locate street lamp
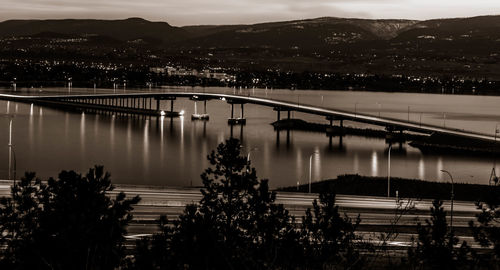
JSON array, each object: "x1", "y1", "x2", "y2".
[
  {"x1": 67, "y1": 77, "x2": 72, "y2": 92},
  {"x1": 6, "y1": 117, "x2": 16, "y2": 183},
  {"x1": 491, "y1": 124, "x2": 500, "y2": 185},
  {"x1": 10, "y1": 147, "x2": 16, "y2": 184},
  {"x1": 495, "y1": 124, "x2": 500, "y2": 142},
  {"x1": 387, "y1": 144, "x2": 392, "y2": 197},
  {"x1": 440, "y1": 169, "x2": 455, "y2": 234},
  {"x1": 309, "y1": 150, "x2": 319, "y2": 193}
]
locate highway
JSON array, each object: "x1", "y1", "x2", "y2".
[
  {"x1": 0, "y1": 181, "x2": 482, "y2": 248},
  {"x1": 0, "y1": 91, "x2": 497, "y2": 143}
]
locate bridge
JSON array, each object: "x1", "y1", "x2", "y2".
[{"x1": 0, "y1": 91, "x2": 497, "y2": 143}]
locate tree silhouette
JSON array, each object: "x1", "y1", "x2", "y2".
[
  {"x1": 408, "y1": 199, "x2": 474, "y2": 270},
  {"x1": 0, "y1": 166, "x2": 140, "y2": 270},
  {"x1": 172, "y1": 138, "x2": 299, "y2": 269},
  {"x1": 126, "y1": 215, "x2": 174, "y2": 270},
  {"x1": 127, "y1": 138, "x2": 299, "y2": 269},
  {"x1": 469, "y1": 186, "x2": 500, "y2": 266},
  {"x1": 300, "y1": 192, "x2": 365, "y2": 269},
  {"x1": 126, "y1": 139, "x2": 369, "y2": 269}
]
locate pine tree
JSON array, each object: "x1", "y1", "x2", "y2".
[{"x1": 0, "y1": 166, "x2": 140, "y2": 270}]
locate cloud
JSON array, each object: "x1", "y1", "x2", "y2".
[{"x1": 0, "y1": 0, "x2": 499, "y2": 25}]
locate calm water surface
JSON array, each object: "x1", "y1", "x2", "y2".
[{"x1": 0, "y1": 86, "x2": 499, "y2": 187}]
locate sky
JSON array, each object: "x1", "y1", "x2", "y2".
[{"x1": 1, "y1": 0, "x2": 500, "y2": 26}]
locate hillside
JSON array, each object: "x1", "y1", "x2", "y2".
[
  {"x1": 2, "y1": 15, "x2": 500, "y2": 78},
  {"x1": 0, "y1": 17, "x2": 189, "y2": 44}
]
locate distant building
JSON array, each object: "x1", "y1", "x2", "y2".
[
  {"x1": 149, "y1": 67, "x2": 166, "y2": 74},
  {"x1": 151, "y1": 66, "x2": 235, "y2": 82}
]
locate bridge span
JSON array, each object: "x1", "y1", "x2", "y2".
[{"x1": 0, "y1": 92, "x2": 496, "y2": 143}]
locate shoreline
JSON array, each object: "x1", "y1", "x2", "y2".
[
  {"x1": 279, "y1": 174, "x2": 499, "y2": 202},
  {"x1": 272, "y1": 118, "x2": 500, "y2": 156}
]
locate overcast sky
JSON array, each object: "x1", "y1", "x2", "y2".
[{"x1": 1, "y1": 0, "x2": 500, "y2": 26}]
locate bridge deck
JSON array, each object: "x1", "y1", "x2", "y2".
[{"x1": 0, "y1": 92, "x2": 496, "y2": 142}]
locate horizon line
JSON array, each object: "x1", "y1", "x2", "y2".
[{"x1": 1, "y1": 13, "x2": 499, "y2": 27}]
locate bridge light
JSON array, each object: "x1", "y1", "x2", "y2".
[
  {"x1": 160, "y1": 110, "x2": 166, "y2": 116},
  {"x1": 179, "y1": 110, "x2": 185, "y2": 116}
]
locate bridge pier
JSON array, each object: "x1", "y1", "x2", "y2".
[
  {"x1": 191, "y1": 97, "x2": 210, "y2": 120},
  {"x1": 325, "y1": 116, "x2": 346, "y2": 150},
  {"x1": 273, "y1": 107, "x2": 288, "y2": 122},
  {"x1": 154, "y1": 97, "x2": 183, "y2": 117},
  {"x1": 326, "y1": 116, "x2": 344, "y2": 135},
  {"x1": 228, "y1": 100, "x2": 246, "y2": 125}
]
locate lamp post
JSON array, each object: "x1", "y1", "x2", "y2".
[
  {"x1": 10, "y1": 147, "x2": 16, "y2": 184},
  {"x1": 8, "y1": 117, "x2": 12, "y2": 180},
  {"x1": 67, "y1": 77, "x2": 72, "y2": 92},
  {"x1": 6, "y1": 117, "x2": 16, "y2": 183},
  {"x1": 387, "y1": 144, "x2": 392, "y2": 197},
  {"x1": 440, "y1": 169, "x2": 455, "y2": 234},
  {"x1": 495, "y1": 124, "x2": 500, "y2": 142},
  {"x1": 491, "y1": 124, "x2": 500, "y2": 185},
  {"x1": 309, "y1": 150, "x2": 319, "y2": 193}
]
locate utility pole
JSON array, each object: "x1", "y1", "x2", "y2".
[
  {"x1": 8, "y1": 118, "x2": 12, "y2": 180},
  {"x1": 440, "y1": 170, "x2": 455, "y2": 235},
  {"x1": 387, "y1": 144, "x2": 392, "y2": 197}
]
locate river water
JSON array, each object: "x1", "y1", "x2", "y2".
[{"x1": 0, "y1": 86, "x2": 499, "y2": 187}]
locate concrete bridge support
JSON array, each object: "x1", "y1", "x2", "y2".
[
  {"x1": 192, "y1": 98, "x2": 209, "y2": 120},
  {"x1": 153, "y1": 96, "x2": 182, "y2": 117},
  {"x1": 49, "y1": 96, "x2": 165, "y2": 117},
  {"x1": 228, "y1": 101, "x2": 246, "y2": 125}
]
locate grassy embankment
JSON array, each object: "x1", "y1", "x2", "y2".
[{"x1": 279, "y1": 174, "x2": 499, "y2": 202}]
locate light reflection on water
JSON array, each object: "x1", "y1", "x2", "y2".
[
  {"x1": 0, "y1": 87, "x2": 499, "y2": 187},
  {"x1": 418, "y1": 157, "x2": 425, "y2": 180},
  {"x1": 371, "y1": 151, "x2": 378, "y2": 177},
  {"x1": 437, "y1": 157, "x2": 444, "y2": 181}
]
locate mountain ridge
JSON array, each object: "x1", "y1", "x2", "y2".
[{"x1": 2, "y1": 15, "x2": 500, "y2": 44}]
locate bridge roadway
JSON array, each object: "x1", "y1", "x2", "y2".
[{"x1": 0, "y1": 91, "x2": 496, "y2": 143}]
